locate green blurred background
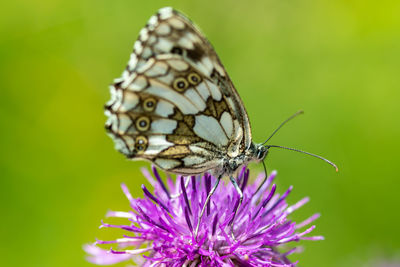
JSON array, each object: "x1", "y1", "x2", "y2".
[{"x1": 1, "y1": 0, "x2": 399, "y2": 266}]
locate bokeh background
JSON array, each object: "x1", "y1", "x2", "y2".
[{"x1": 1, "y1": 0, "x2": 400, "y2": 266}]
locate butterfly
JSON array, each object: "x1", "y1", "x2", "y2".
[
  {"x1": 104, "y1": 7, "x2": 337, "y2": 235},
  {"x1": 105, "y1": 7, "x2": 263, "y2": 176}
]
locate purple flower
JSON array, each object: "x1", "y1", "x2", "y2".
[{"x1": 84, "y1": 166, "x2": 323, "y2": 266}]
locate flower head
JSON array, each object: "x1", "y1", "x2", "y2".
[{"x1": 85, "y1": 166, "x2": 323, "y2": 266}]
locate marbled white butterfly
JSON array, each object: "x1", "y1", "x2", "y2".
[{"x1": 105, "y1": 7, "x2": 337, "y2": 235}]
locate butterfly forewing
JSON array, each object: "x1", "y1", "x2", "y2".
[{"x1": 105, "y1": 7, "x2": 252, "y2": 174}]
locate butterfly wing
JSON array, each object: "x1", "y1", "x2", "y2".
[{"x1": 105, "y1": 7, "x2": 252, "y2": 174}]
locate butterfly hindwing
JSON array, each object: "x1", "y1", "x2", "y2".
[{"x1": 105, "y1": 7, "x2": 251, "y2": 174}]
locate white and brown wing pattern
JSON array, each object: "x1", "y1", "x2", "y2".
[{"x1": 105, "y1": 7, "x2": 252, "y2": 175}]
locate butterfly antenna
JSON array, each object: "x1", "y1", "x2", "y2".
[
  {"x1": 265, "y1": 145, "x2": 338, "y2": 172},
  {"x1": 262, "y1": 110, "x2": 304, "y2": 145}
]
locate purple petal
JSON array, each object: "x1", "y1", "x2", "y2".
[
  {"x1": 152, "y1": 165, "x2": 170, "y2": 198},
  {"x1": 181, "y1": 176, "x2": 192, "y2": 215},
  {"x1": 141, "y1": 184, "x2": 170, "y2": 213}
]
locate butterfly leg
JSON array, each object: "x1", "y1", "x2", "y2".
[
  {"x1": 194, "y1": 175, "x2": 222, "y2": 238},
  {"x1": 229, "y1": 175, "x2": 243, "y2": 239},
  {"x1": 253, "y1": 161, "x2": 268, "y2": 196}
]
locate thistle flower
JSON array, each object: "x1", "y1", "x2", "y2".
[{"x1": 84, "y1": 166, "x2": 323, "y2": 266}]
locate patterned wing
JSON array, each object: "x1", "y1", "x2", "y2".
[{"x1": 105, "y1": 7, "x2": 252, "y2": 175}]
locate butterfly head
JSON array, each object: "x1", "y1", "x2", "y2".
[{"x1": 250, "y1": 143, "x2": 269, "y2": 163}]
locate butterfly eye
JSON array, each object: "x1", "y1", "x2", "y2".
[
  {"x1": 173, "y1": 77, "x2": 189, "y2": 92},
  {"x1": 135, "y1": 135, "x2": 148, "y2": 153},
  {"x1": 143, "y1": 98, "x2": 157, "y2": 112},
  {"x1": 187, "y1": 72, "x2": 202, "y2": 85},
  {"x1": 136, "y1": 116, "x2": 151, "y2": 131}
]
